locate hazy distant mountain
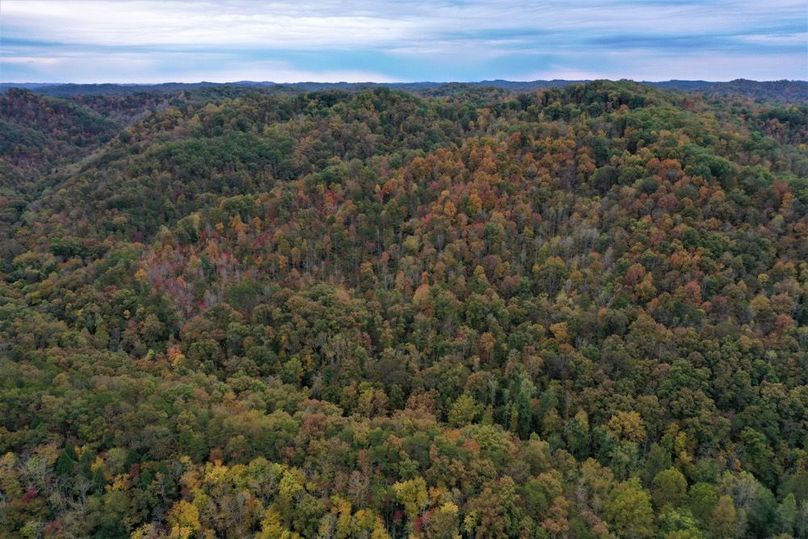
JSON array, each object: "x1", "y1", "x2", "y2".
[{"x1": 2, "y1": 78, "x2": 806, "y2": 101}]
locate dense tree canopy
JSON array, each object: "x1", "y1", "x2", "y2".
[{"x1": 1, "y1": 81, "x2": 807, "y2": 538}]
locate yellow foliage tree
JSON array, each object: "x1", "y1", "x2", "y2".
[{"x1": 167, "y1": 500, "x2": 202, "y2": 539}]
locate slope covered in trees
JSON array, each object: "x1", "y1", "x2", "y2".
[{"x1": 1, "y1": 81, "x2": 807, "y2": 538}]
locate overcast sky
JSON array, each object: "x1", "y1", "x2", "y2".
[{"x1": 1, "y1": 0, "x2": 806, "y2": 83}]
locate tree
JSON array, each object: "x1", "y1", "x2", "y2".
[
  {"x1": 564, "y1": 409, "x2": 590, "y2": 458},
  {"x1": 426, "y1": 502, "x2": 460, "y2": 539},
  {"x1": 653, "y1": 468, "x2": 688, "y2": 509},
  {"x1": 687, "y1": 482, "x2": 717, "y2": 524},
  {"x1": 448, "y1": 394, "x2": 482, "y2": 427},
  {"x1": 167, "y1": 500, "x2": 202, "y2": 539},
  {"x1": 604, "y1": 478, "x2": 655, "y2": 538},
  {"x1": 393, "y1": 477, "x2": 428, "y2": 524},
  {"x1": 607, "y1": 411, "x2": 647, "y2": 444},
  {"x1": 709, "y1": 496, "x2": 738, "y2": 539},
  {"x1": 466, "y1": 477, "x2": 523, "y2": 538},
  {"x1": 775, "y1": 493, "x2": 797, "y2": 536}
]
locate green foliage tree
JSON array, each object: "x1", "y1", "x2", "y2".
[{"x1": 604, "y1": 478, "x2": 655, "y2": 538}]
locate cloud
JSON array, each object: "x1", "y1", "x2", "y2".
[
  {"x1": 516, "y1": 50, "x2": 808, "y2": 82},
  {"x1": 2, "y1": 1, "x2": 417, "y2": 49},
  {"x1": 1, "y1": 0, "x2": 805, "y2": 82}
]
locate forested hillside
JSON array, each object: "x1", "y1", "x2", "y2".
[{"x1": 1, "y1": 81, "x2": 807, "y2": 538}]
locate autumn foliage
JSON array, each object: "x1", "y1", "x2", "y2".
[{"x1": 1, "y1": 81, "x2": 807, "y2": 537}]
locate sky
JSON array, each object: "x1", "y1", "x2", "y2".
[{"x1": 1, "y1": 0, "x2": 806, "y2": 83}]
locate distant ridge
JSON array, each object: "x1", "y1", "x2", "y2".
[{"x1": 1, "y1": 79, "x2": 806, "y2": 101}]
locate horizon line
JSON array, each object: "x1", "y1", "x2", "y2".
[{"x1": 3, "y1": 78, "x2": 807, "y2": 86}]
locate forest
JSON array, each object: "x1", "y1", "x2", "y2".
[{"x1": 1, "y1": 80, "x2": 807, "y2": 538}]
